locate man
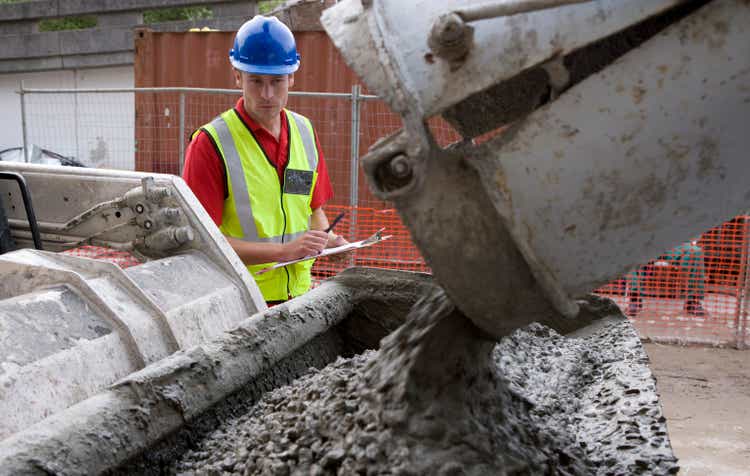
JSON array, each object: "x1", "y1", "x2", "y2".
[
  {"x1": 183, "y1": 15, "x2": 346, "y2": 304},
  {"x1": 626, "y1": 241, "x2": 707, "y2": 317}
]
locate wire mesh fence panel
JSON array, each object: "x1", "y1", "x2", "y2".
[
  {"x1": 18, "y1": 87, "x2": 750, "y2": 347},
  {"x1": 23, "y1": 91, "x2": 136, "y2": 169},
  {"x1": 312, "y1": 204, "x2": 430, "y2": 283},
  {"x1": 596, "y1": 215, "x2": 750, "y2": 347},
  {"x1": 138, "y1": 90, "x2": 254, "y2": 174},
  {"x1": 356, "y1": 98, "x2": 403, "y2": 209},
  {"x1": 427, "y1": 115, "x2": 463, "y2": 148},
  {"x1": 135, "y1": 91, "x2": 184, "y2": 174},
  {"x1": 287, "y1": 94, "x2": 353, "y2": 207}
]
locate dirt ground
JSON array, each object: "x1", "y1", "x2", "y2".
[{"x1": 644, "y1": 342, "x2": 750, "y2": 475}]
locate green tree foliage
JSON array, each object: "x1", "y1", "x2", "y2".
[
  {"x1": 39, "y1": 16, "x2": 97, "y2": 32},
  {"x1": 143, "y1": 6, "x2": 212, "y2": 24},
  {"x1": 258, "y1": 1, "x2": 286, "y2": 14}
]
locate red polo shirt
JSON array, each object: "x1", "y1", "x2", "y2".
[{"x1": 182, "y1": 98, "x2": 334, "y2": 226}]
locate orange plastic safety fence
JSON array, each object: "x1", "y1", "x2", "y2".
[
  {"x1": 57, "y1": 213, "x2": 749, "y2": 348},
  {"x1": 595, "y1": 215, "x2": 750, "y2": 347},
  {"x1": 113, "y1": 90, "x2": 750, "y2": 347},
  {"x1": 61, "y1": 245, "x2": 142, "y2": 269},
  {"x1": 312, "y1": 205, "x2": 430, "y2": 283}
]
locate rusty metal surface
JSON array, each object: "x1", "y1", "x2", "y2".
[{"x1": 134, "y1": 30, "x2": 236, "y2": 89}]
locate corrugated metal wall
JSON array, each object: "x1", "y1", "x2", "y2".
[{"x1": 134, "y1": 29, "x2": 357, "y2": 90}]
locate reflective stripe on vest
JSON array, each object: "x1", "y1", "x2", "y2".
[
  {"x1": 210, "y1": 116, "x2": 259, "y2": 242},
  {"x1": 288, "y1": 110, "x2": 319, "y2": 171},
  {"x1": 209, "y1": 111, "x2": 317, "y2": 244}
]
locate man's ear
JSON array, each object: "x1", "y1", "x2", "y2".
[
  {"x1": 233, "y1": 69, "x2": 242, "y2": 88},
  {"x1": 288, "y1": 73, "x2": 295, "y2": 88}
]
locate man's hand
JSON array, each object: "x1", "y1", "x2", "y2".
[
  {"x1": 282, "y1": 230, "x2": 329, "y2": 261},
  {"x1": 327, "y1": 233, "x2": 348, "y2": 248},
  {"x1": 326, "y1": 233, "x2": 351, "y2": 263}
]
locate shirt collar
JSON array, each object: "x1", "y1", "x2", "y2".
[{"x1": 234, "y1": 97, "x2": 285, "y2": 134}]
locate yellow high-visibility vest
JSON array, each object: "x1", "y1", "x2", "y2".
[{"x1": 197, "y1": 108, "x2": 319, "y2": 301}]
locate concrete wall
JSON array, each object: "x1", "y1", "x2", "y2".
[
  {"x1": 0, "y1": 0, "x2": 261, "y2": 169},
  {"x1": 0, "y1": 66, "x2": 135, "y2": 169},
  {"x1": 0, "y1": 0, "x2": 257, "y2": 73}
]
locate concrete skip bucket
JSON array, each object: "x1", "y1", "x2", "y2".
[{"x1": 1, "y1": 0, "x2": 750, "y2": 474}]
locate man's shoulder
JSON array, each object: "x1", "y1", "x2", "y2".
[
  {"x1": 190, "y1": 127, "x2": 213, "y2": 145},
  {"x1": 187, "y1": 128, "x2": 222, "y2": 162},
  {"x1": 191, "y1": 105, "x2": 241, "y2": 133}
]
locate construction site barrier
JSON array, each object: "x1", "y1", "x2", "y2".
[
  {"x1": 595, "y1": 216, "x2": 750, "y2": 348},
  {"x1": 16, "y1": 86, "x2": 749, "y2": 348}
]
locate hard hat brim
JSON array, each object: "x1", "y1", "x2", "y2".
[{"x1": 231, "y1": 58, "x2": 300, "y2": 75}]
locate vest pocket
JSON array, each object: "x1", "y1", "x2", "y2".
[{"x1": 283, "y1": 169, "x2": 314, "y2": 195}]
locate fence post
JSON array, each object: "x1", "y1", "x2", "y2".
[
  {"x1": 74, "y1": 84, "x2": 79, "y2": 163},
  {"x1": 19, "y1": 81, "x2": 29, "y2": 162},
  {"x1": 741, "y1": 296, "x2": 749, "y2": 350},
  {"x1": 178, "y1": 91, "x2": 186, "y2": 175},
  {"x1": 736, "y1": 219, "x2": 750, "y2": 349},
  {"x1": 349, "y1": 84, "x2": 361, "y2": 243}
]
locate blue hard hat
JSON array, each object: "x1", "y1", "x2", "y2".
[{"x1": 229, "y1": 16, "x2": 300, "y2": 75}]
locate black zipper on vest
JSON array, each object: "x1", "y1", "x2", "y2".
[
  {"x1": 234, "y1": 109, "x2": 292, "y2": 298},
  {"x1": 280, "y1": 120, "x2": 292, "y2": 298}
]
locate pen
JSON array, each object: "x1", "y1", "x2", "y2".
[{"x1": 324, "y1": 212, "x2": 345, "y2": 233}]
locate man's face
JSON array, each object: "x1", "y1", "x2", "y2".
[{"x1": 235, "y1": 70, "x2": 294, "y2": 124}]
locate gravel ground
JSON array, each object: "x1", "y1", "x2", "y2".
[{"x1": 645, "y1": 343, "x2": 750, "y2": 475}]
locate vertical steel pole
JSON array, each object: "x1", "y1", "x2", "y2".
[
  {"x1": 19, "y1": 81, "x2": 29, "y2": 162},
  {"x1": 73, "y1": 71, "x2": 80, "y2": 163},
  {"x1": 347, "y1": 85, "x2": 362, "y2": 268},
  {"x1": 736, "y1": 219, "x2": 750, "y2": 349},
  {"x1": 349, "y1": 85, "x2": 361, "y2": 243},
  {"x1": 178, "y1": 91, "x2": 186, "y2": 175}
]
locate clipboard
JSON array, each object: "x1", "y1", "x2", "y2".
[{"x1": 255, "y1": 228, "x2": 392, "y2": 275}]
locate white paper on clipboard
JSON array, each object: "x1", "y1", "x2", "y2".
[{"x1": 254, "y1": 228, "x2": 392, "y2": 275}]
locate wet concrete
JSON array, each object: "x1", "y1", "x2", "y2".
[
  {"x1": 171, "y1": 292, "x2": 677, "y2": 475},
  {"x1": 118, "y1": 331, "x2": 357, "y2": 474}
]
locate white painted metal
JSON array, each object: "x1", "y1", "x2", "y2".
[
  {"x1": 455, "y1": 0, "x2": 591, "y2": 21},
  {"x1": 474, "y1": 0, "x2": 750, "y2": 297},
  {"x1": 0, "y1": 249, "x2": 259, "y2": 439},
  {"x1": 322, "y1": 0, "x2": 684, "y2": 119},
  {"x1": 0, "y1": 162, "x2": 267, "y2": 438},
  {"x1": 324, "y1": 0, "x2": 750, "y2": 338},
  {"x1": 0, "y1": 161, "x2": 266, "y2": 311}
]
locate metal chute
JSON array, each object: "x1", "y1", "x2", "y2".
[{"x1": 322, "y1": 0, "x2": 750, "y2": 337}]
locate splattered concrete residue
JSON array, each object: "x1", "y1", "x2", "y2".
[{"x1": 172, "y1": 291, "x2": 677, "y2": 475}]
